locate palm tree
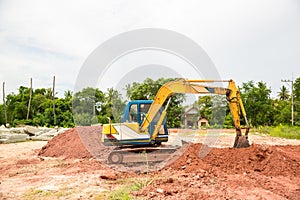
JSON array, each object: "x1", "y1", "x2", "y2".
[
  {"x1": 278, "y1": 85, "x2": 289, "y2": 101},
  {"x1": 64, "y1": 90, "x2": 73, "y2": 100}
]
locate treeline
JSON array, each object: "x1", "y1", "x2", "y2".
[
  {"x1": 0, "y1": 87, "x2": 74, "y2": 127},
  {"x1": 198, "y1": 79, "x2": 300, "y2": 128},
  {"x1": 0, "y1": 77, "x2": 299, "y2": 128}
]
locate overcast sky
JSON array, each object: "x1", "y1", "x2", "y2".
[{"x1": 0, "y1": 0, "x2": 299, "y2": 99}]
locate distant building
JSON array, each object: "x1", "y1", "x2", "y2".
[
  {"x1": 183, "y1": 106, "x2": 209, "y2": 128},
  {"x1": 198, "y1": 117, "x2": 209, "y2": 127}
]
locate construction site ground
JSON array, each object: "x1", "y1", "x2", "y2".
[{"x1": 0, "y1": 126, "x2": 300, "y2": 199}]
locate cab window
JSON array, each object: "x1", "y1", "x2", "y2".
[
  {"x1": 140, "y1": 104, "x2": 151, "y2": 114},
  {"x1": 129, "y1": 104, "x2": 138, "y2": 122}
]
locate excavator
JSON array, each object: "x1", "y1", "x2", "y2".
[{"x1": 102, "y1": 79, "x2": 250, "y2": 164}]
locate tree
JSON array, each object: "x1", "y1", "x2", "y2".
[
  {"x1": 197, "y1": 95, "x2": 230, "y2": 128},
  {"x1": 0, "y1": 85, "x2": 76, "y2": 127},
  {"x1": 293, "y1": 77, "x2": 300, "y2": 125},
  {"x1": 54, "y1": 97, "x2": 74, "y2": 127},
  {"x1": 126, "y1": 78, "x2": 177, "y2": 100},
  {"x1": 210, "y1": 95, "x2": 227, "y2": 127},
  {"x1": 278, "y1": 85, "x2": 289, "y2": 101},
  {"x1": 240, "y1": 81, "x2": 274, "y2": 126},
  {"x1": 97, "y1": 88, "x2": 125, "y2": 124},
  {"x1": 72, "y1": 87, "x2": 105, "y2": 126},
  {"x1": 31, "y1": 91, "x2": 51, "y2": 126},
  {"x1": 0, "y1": 104, "x2": 5, "y2": 125},
  {"x1": 126, "y1": 78, "x2": 185, "y2": 128},
  {"x1": 293, "y1": 77, "x2": 300, "y2": 100},
  {"x1": 72, "y1": 87, "x2": 126, "y2": 125},
  {"x1": 273, "y1": 99, "x2": 291, "y2": 125},
  {"x1": 197, "y1": 96, "x2": 212, "y2": 119},
  {"x1": 6, "y1": 86, "x2": 31, "y2": 124}
]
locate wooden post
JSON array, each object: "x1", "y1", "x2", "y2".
[
  {"x1": 26, "y1": 78, "x2": 33, "y2": 120},
  {"x1": 52, "y1": 76, "x2": 56, "y2": 125},
  {"x1": 2, "y1": 82, "x2": 8, "y2": 125}
]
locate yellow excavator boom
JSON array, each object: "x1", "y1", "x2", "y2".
[{"x1": 140, "y1": 79, "x2": 250, "y2": 148}]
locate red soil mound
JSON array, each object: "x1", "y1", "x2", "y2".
[
  {"x1": 138, "y1": 144, "x2": 300, "y2": 199},
  {"x1": 38, "y1": 126, "x2": 102, "y2": 159},
  {"x1": 39, "y1": 126, "x2": 300, "y2": 178},
  {"x1": 168, "y1": 143, "x2": 300, "y2": 177}
]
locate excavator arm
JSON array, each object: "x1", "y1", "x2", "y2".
[
  {"x1": 140, "y1": 79, "x2": 250, "y2": 148},
  {"x1": 226, "y1": 80, "x2": 250, "y2": 147}
]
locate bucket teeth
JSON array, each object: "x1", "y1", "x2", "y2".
[{"x1": 234, "y1": 135, "x2": 250, "y2": 148}]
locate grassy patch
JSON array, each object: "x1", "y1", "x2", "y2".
[
  {"x1": 256, "y1": 125, "x2": 300, "y2": 139},
  {"x1": 23, "y1": 188, "x2": 71, "y2": 200},
  {"x1": 96, "y1": 177, "x2": 155, "y2": 200}
]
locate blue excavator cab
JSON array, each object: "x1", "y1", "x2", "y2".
[{"x1": 121, "y1": 100, "x2": 169, "y2": 138}]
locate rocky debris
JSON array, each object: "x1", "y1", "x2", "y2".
[
  {"x1": 99, "y1": 171, "x2": 117, "y2": 180},
  {"x1": 31, "y1": 128, "x2": 69, "y2": 141},
  {"x1": 0, "y1": 125, "x2": 10, "y2": 133},
  {"x1": 23, "y1": 126, "x2": 40, "y2": 136},
  {"x1": 0, "y1": 133, "x2": 28, "y2": 143},
  {"x1": 0, "y1": 125, "x2": 69, "y2": 143},
  {"x1": 156, "y1": 188, "x2": 164, "y2": 194}
]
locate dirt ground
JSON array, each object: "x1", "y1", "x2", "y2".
[{"x1": 0, "y1": 126, "x2": 300, "y2": 199}]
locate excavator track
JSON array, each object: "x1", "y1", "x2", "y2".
[{"x1": 108, "y1": 146, "x2": 178, "y2": 165}]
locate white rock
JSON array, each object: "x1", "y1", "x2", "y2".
[
  {"x1": 156, "y1": 188, "x2": 164, "y2": 194},
  {"x1": 10, "y1": 127, "x2": 25, "y2": 134},
  {"x1": 33, "y1": 131, "x2": 44, "y2": 136},
  {"x1": 24, "y1": 126, "x2": 40, "y2": 135},
  {"x1": 31, "y1": 135, "x2": 52, "y2": 141},
  {"x1": 0, "y1": 134, "x2": 27, "y2": 143},
  {"x1": 56, "y1": 128, "x2": 69, "y2": 135},
  {"x1": 0, "y1": 138, "x2": 9, "y2": 143},
  {"x1": 43, "y1": 129, "x2": 59, "y2": 137},
  {"x1": 0, "y1": 128, "x2": 10, "y2": 134}
]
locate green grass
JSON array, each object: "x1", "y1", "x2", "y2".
[
  {"x1": 23, "y1": 188, "x2": 70, "y2": 200},
  {"x1": 96, "y1": 177, "x2": 155, "y2": 200},
  {"x1": 256, "y1": 125, "x2": 300, "y2": 139}
]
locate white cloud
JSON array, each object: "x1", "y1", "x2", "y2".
[{"x1": 0, "y1": 0, "x2": 299, "y2": 99}]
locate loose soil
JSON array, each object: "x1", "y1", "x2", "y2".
[
  {"x1": 1, "y1": 126, "x2": 300, "y2": 199},
  {"x1": 38, "y1": 126, "x2": 99, "y2": 159}
]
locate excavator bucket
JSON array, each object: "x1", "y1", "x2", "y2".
[
  {"x1": 233, "y1": 135, "x2": 250, "y2": 148},
  {"x1": 233, "y1": 127, "x2": 250, "y2": 148}
]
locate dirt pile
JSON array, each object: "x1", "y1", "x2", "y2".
[
  {"x1": 168, "y1": 143, "x2": 300, "y2": 177},
  {"x1": 37, "y1": 126, "x2": 300, "y2": 199},
  {"x1": 138, "y1": 143, "x2": 300, "y2": 200},
  {"x1": 38, "y1": 126, "x2": 102, "y2": 159},
  {"x1": 39, "y1": 126, "x2": 300, "y2": 178}
]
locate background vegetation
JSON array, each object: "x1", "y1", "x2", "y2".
[{"x1": 0, "y1": 77, "x2": 299, "y2": 131}]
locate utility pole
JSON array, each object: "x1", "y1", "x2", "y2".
[
  {"x1": 52, "y1": 76, "x2": 56, "y2": 125},
  {"x1": 2, "y1": 82, "x2": 7, "y2": 125},
  {"x1": 281, "y1": 75, "x2": 294, "y2": 126},
  {"x1": 26, "y1": 78, "x2": 33, "y2": 120}
]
